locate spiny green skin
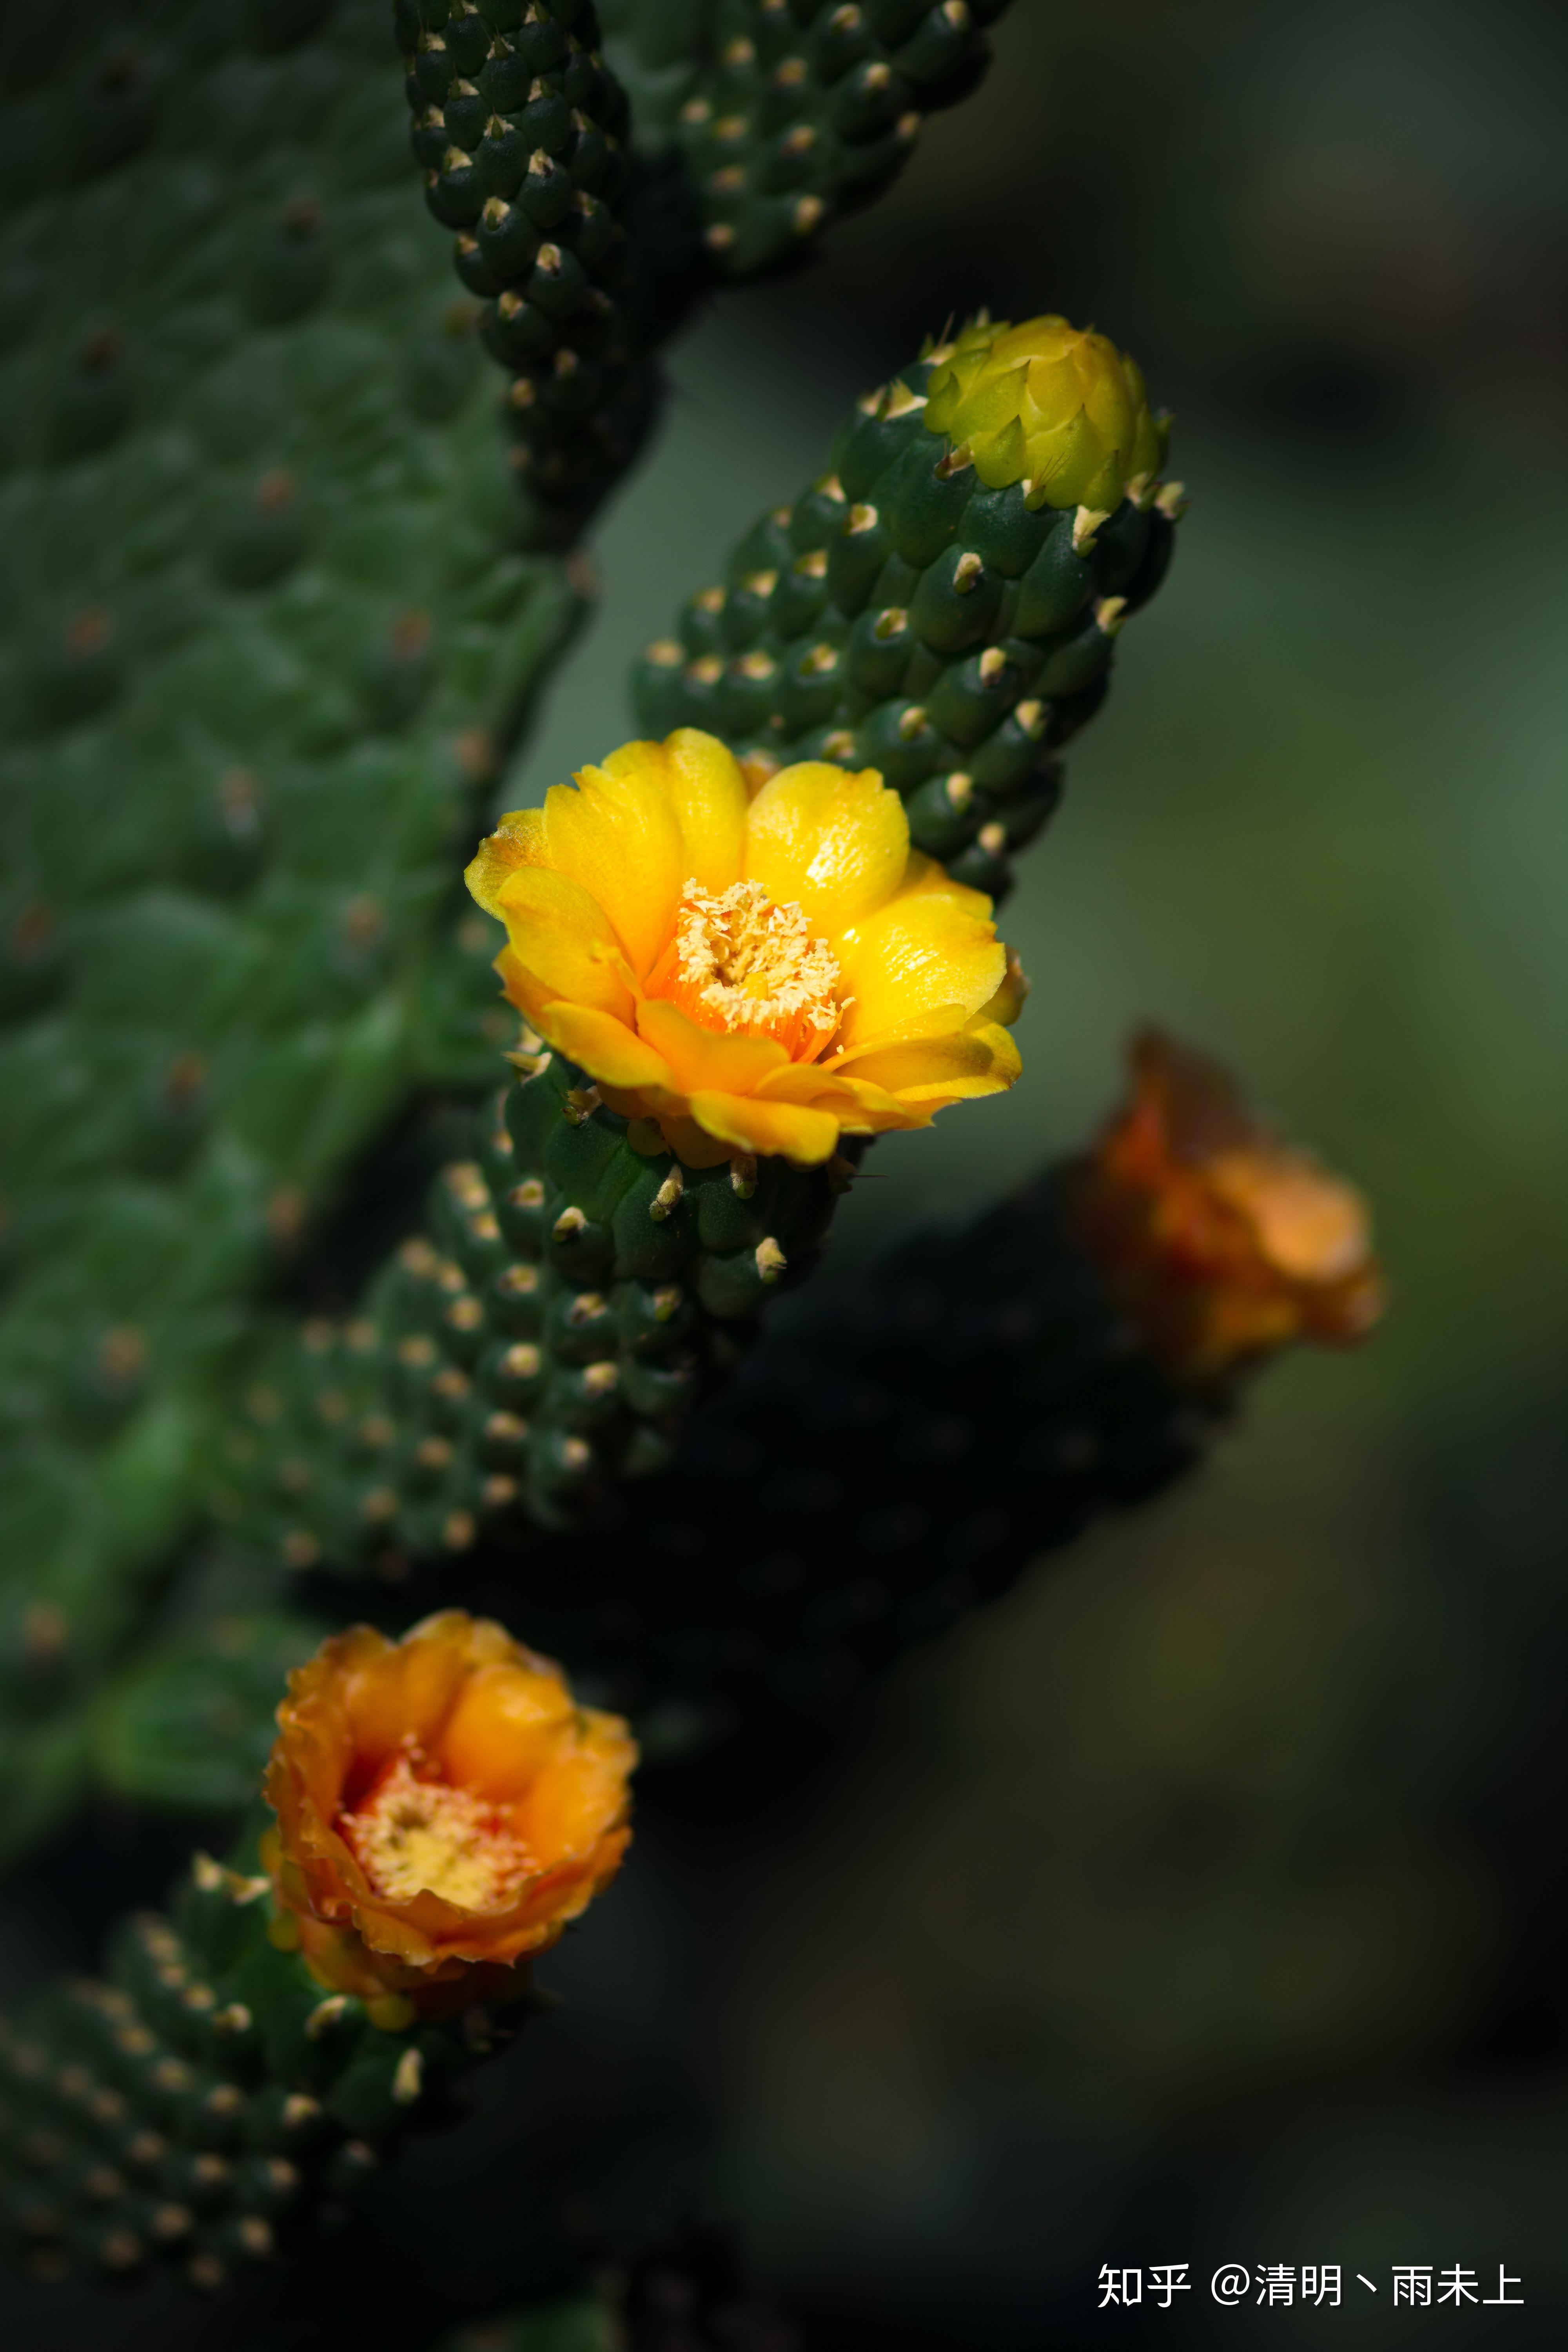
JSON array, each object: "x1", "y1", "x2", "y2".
[
  {"x1": 464, "y1": 1163, "x2": 1223, "y2": 1730},
  {"x1": 93, "y1": 1612, "x2": 331, "y2": 1814},
  {"x1": 0, "y1": 1833, "x2": 517, "y2": 2290},
  {"x1": 0, "y1": 0, "x2": 592, "y2": 1859},
  {"x1": 398, "y1": 0, "x2": 659, "y2": 527},
  {"x1": 216, "y1": 1048, "x2": 848, "y2": 1553},
  {"x1": 599, "y1": 0, "x2": 1011, "y2": 278},
  {"x1": 675, "y1": 0, "x2": 1007, "y2": 276},
  {"x1": 633, "y1": 354, "x2": 1178, "y2": 898}
]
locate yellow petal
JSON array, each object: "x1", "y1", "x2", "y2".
[
  {"x1": 754, "y1": 1062, "x2": 913, "y2": 1130},
  {"x1": 494, "y1": 944, "x2": 558, "y2": 1033},
  {"x1": 636, "y1": 996, "x2": 791, "y2": 1096},
  {"x1": 663, "y1": 728, "x2": 749, "y2": 894},
  {"x1": 896, "y1": 848, "x2": 996, "y2": 921},
  {"x1": 834, "y1": 889, "x2": 1005, "y2": 1050},
  {"x1": 495, "y1": 865, "x2": 635, "y2": 1024},
  {"x1": 540, "y1": 1001, "x2": 673, "y2": 1092},
  {"x1": 541, "y1": 757, "x2": 686, "y2": 981},
  {"x1": 686, "y1": 1090, "x2": 841, "y2": 1165},
  {"x1": 838, "y1": 1017, "x2": 1020, "y2": 1104},
  {"x1": 465, "y1": 809, "x2": 547, "y2": 920},
  {"x1": 826, "y1": 1001, "x2": 969, "y2": 1066},
  {"x1": 744, "y1": 761, "x2": 909, "y2": 936}
]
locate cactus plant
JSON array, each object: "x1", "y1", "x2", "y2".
[{"x1": 0, "y1": 0, "x2": 1388, "y2": 2320}]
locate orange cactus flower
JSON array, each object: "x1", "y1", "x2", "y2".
[
  {"x1": 1073, "y1": 1029, "x2": 1386, "y2": 1383},
  {"x1": 465, "y1": 728, "x2": 1022, "y2": 1169},
  {"x1": 262, "y1": 1612, "x2": 635, "y2": 2022}
]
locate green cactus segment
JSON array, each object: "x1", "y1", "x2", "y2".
[
  {"x1": 631, "y1": 348, "x2": 1179, "y2": 897},
  {"x1": 216, "y1": 1049, "x2": 848, "y2": 1554},
  {"x1": 0, "y1": 0, "x2": 585, "y2": 1783},
  {"x1": 601, "y1": 0, "x2": 1012, "y2": 277},
  {"x1": 395, "y1": 0, "x2": 656, "y2": 523},
  {"x1": 0, "y1": 1837, "x2": 519, "y2": 2290},
  {"x1": 514, "y1": 1165, "x2": 1220, "y2": 1728},
  {"x1": 93, "y1": 1613, "x2": 332, "y2": 1814}
]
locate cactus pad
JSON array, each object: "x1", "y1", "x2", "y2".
[{"x1": 0, "y1": 0, "x2": 595, "y2": 1839}]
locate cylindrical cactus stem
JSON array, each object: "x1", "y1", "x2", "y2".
[
  {"x1": 0, "y1": 1861, "x2": 502, "y2": 2291},
  {"x1": 633, "y1": 313, "x2": 1182, "y2": 899},
  {"x1": 395, "y1": 0, "x2": 656, "y2": 528},
  {"x1": 617, "y1": 0, "x2": 1014, "y2": 278},
  {"x1": 508, "y1": 1031, "x2": 1385, "y2": 1726},
  {"x1": 0, "y1": 1616, "x2": 635, "y2": 2292},
  {"x1": 214, "y1": 1051, "x2": 851, "y2": 1564}
]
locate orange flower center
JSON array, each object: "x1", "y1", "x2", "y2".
[
  {"x1": 339, "y1": 1749, "x2": 530, "y2": 1911},
  {"x1": 647, "y1": 878, "x2": 842, "y2": 1060}
]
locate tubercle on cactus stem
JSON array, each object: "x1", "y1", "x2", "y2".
[{"x1": 633, "y1": 314, "x2": 1180, "y2": 900}]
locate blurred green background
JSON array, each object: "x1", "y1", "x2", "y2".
[{"x1": 6, "y1": 0, "x2": 1567, "y2": 2342}]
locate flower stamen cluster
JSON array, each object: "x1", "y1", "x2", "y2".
[
  {"x1": 651, "y1": 878, "x2": 843, "y2": 1060},
  {"x1": 338, "y1": 1746, "x2": 532, "y2": 1912}
]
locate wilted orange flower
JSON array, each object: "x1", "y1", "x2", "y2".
[
  {"x1": 262, "y1": 1612, "x2": 635, "y2": 2022},
  {"x1": 1073, "y1": 1029, "x2": 1385, "y2": 1383}
]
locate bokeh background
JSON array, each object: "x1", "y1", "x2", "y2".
[{"x1": 6, "y1": 0, "x2": 1567, "y2": 2342}]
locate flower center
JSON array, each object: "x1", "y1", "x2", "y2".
[
  {"x1": 652, "y1": 878, "x2": 842, "y2": 1059},
  {"x1": 339, "y1": 1750, "x2": 529, "y2": 1911}
]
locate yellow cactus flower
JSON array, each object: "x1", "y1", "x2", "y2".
[
  {"x1": 466, "y1": 729, "x2": 1023, "y2": 1169},
  {"x1": 263, "y1": 1612, "x2": 635, "y2": 2020},
  {"x1": 1073, "y1": 1030, "x2": 1386, "y2": 1383},
  {"x1": 923, "y1": 314, "x2": 1169, "y2": 513}
]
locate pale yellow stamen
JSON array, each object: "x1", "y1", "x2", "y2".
[
  {"x1": 665, "y1": 878, "x2": 842, "y2": 1057},
  {"x1": 339, "y1": 1751, "x2": 528, "y2": 1911}
]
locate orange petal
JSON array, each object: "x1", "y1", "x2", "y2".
[
  {"x1": 495, "y1": 865, "x2": 636, "y2": 1025},
  {"x1": 542, "y1": 757, "x2": 686, "y2": 981},
  {"x1": 540, "y1": 1000, "x2": 674, "y2": 1092},
  {"x1": 636, "y1": 996, "x2": 791, "y2": 1096},
  {"x1": 686, "y1": 1089, "x2": 841, "y2": 1163},
  {"x1": 744, "y1": 760, "x2": 909, "y2": 936},
  {"x1": 512, "y1": 1712, "x2": 637, "y2": 1858},
  {"x1": 435, "y1": 1659, "x2": 577, "y2": 1803},
  {"x1": 339, "y1": 1622, "x2": 474, "y2": 1777}
]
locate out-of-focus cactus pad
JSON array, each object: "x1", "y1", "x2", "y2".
[{"x1": 0, "y1": 0, "x2": 583, "y2": 1850}]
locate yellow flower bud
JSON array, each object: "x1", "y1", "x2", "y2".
[{"x1": 923, "y1": 315, "x2": 1169, "y2": 512}]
